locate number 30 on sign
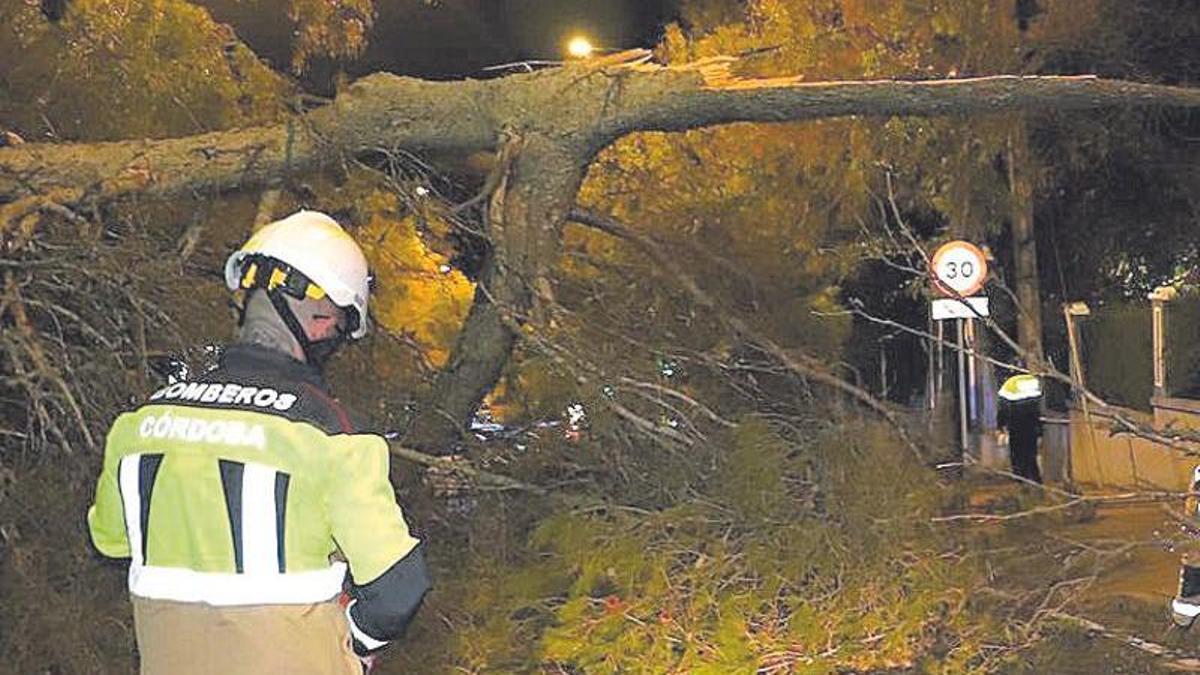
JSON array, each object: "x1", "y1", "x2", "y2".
[{"x1": 930, "y1": 240, "x2": 988, "y2": 297}]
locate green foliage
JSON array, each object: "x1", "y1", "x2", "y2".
[
  {"x1": 561, "y1": 1, "x2": 1042, "y2": 428},
  {"x1": 1080, "y1": 302, "x2": 1154, "y2": 410},
  {"x1": 1032, "y1": 107, "x2": 1200, "y2": 303},
  {"x1": 0, "y1": 0, "x2": 290, "y2": 140},
  {"x1": 1073, "y1": 289, "x2": 1200, "y2": 407},
  {"x1": 531, "y1": 7, "x2": 1054, "y2": 639},
  {"x1": 1002, "y1": 0, "x2": 1200, "y2": 303},
  {"x1": 285, "y1": 0, "x2": 374, "y2": 72},
  {"x1": 393, "y1": 421, "x2": 992, "y2": 674},
  {"x1": 1167, "y1": 293, "x2": 1200, "y2": 398}
]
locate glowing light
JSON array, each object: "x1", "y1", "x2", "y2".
[{"x1": 566, "y1": 36, "x2": 595, "y2": 59}]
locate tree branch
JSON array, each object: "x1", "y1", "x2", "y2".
[
  {"x1": 386, "y1": 440, "x2": 547, "y2": 496},
  {"x1": 402, "y1": 136, "x2": 589, "y2": 453},
  {"x1": 9, "y1": 53, "x2": 1200, "y2": 458},
  {"x1": 609, "y1": 64, "x2": 1200, "y2": 140},
  {"x1": 7, "y1": 57, "x2": 1200, "y2": 208},
  {"x1": 1051, "y1": 611, "x2": 1200, "y2": 670},
  {"x1": 0, "y1": 74, "x2": 495, "y2": 204},
  {"x1": 567, "y1": 207, "x2": 925, "y2": 460}
]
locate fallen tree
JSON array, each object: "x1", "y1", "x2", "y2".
[{"x1": 5, "y1": 50, "x2": 1200, "y2": 453}]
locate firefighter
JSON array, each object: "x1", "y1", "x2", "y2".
[
  {"x1": 997, "y1": 373, "x2": 1043, "y2": 483},
  {"x1": 87, "y1": 210, "x2": 429, "y2": 673}
]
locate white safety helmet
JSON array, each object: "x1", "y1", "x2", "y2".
[{"x1": 224, "y1": 210, "x2": 371, "y2": 339}]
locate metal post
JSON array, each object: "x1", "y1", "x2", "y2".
[
  {"x1": 957, "y1": 318, "x2": 969, "y2": 458},
  {"x1": 966, "y1": 318, "x2": 978, "y2": 425},
  {"x1": 927, "y1": 317, "x2": 937, "y2": 412},
  {"x1": 937, "y1": 320, "x2": 946, "y2": 401},
  {"x1": 879, "y1": 344, "x2": 889, "y2": 400}
]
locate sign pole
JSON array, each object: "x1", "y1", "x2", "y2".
[
  {"x1": 966, "y1": 318, "x2": 978, "y2": 424},
  {"x1": 927, "y1": 314, "x2": 937, "y2": 411},
  {"x1": 936, "y1": 320, "x2": 945, "y2": 402},
  {"x1": 956, "y1": 318, "x2": 969, "y2": 459},
  {"x1": 928, "y1": 240, "x2": 990, "y2": 467}
]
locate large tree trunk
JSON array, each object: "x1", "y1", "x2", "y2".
[
  {"x1": 1008, "y1": 119, "x2": 1044, "y2": 364},
  {"x1": 0, "y1": 74, "x2": 497, "y2": 207},
  {"x1": 402, "y1": 136, "x2": 589, "y2": 452},
  {"x1": 6, "y1": 65, "x2": 1200, "y2": 205}
]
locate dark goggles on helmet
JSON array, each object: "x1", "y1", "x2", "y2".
[
  {"x1": 238, "y1": 255, "x2": 360, "y2": 336},
  {"x1": 239, "y1": 255, "x2": 327, "y2": 300}
]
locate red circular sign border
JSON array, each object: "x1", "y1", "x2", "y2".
[{"x1": 930, "y1": 240, "x2": 988, "y2": 298}]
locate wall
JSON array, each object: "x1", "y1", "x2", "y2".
[{"x1": 1068, "y1": 399, "x2": 1200, "y2": 490}]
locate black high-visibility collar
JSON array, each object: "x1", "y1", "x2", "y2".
[{"x1": 221, "y1": 343, "x2": 326, "y2": 389}]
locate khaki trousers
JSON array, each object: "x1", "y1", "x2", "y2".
[{"x1": 132, "y1": 596, "x2": 362, "y2": 675}]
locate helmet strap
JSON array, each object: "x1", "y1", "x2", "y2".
[
  {"x1": 306, "y1": 331, "x2": 348, "y2": 366},
  {"x1": 236, "y1": 256, "x2": 351, "y2": 366},
  {"x1": 233, "y1": 294, "x2": 249, "y2": 329},
  {"x1": 265, "y1": 287, "x2": 346, "y2": 367}
]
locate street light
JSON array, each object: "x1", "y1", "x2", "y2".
[{"x1": 566, "y1": 35, "x2": 595, "y2": 59}]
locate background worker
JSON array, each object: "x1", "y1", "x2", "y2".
[
  {"x1": 87, "y1": 210, "x2": 429, "y2": 674},
  {"x1": 997, "y1": 373, "x2": 1044, "y2": 484}
]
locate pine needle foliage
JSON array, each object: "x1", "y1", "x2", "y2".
[{"x1": 393, "y1": 420, "x2": 995, "y2": 674}]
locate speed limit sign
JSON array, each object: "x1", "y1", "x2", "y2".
[{"x1": 931, "y1": 240, "x2": 988, "y2": 297}]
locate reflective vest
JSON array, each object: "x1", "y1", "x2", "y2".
[{"x1": 87, "y1": 344, "x2": 419, "y2": 606}]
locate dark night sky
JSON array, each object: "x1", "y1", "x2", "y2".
[
  {"x1": 354, "y1": 0, "x2": 682, "y2": 79},
  {"x1": 204, "y1": 0, "x2": 682, "y2": 89}
]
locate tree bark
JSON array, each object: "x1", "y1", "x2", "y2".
[
  {"x1": 6, "y1": 62, "x2": 1200, "y2": 205},
  {"x1": 605, "y1": 68, "x2": 1200, "y2": 142},
  {"x1": 0, "y1": 75, "x2": 496, "y2": 204},
  {"x1": 402, "y1": 136, "x2": 589, "y2": 452},
  {"x1": 1008, "y1": 119, "x2": 1044, "y2": 364}
]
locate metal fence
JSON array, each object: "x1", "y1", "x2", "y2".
[
  {"x1": 1077, "y1": 289, "x2": 1200, "y2": 411},
  {"x1": 1066, "y1": 287, "x2": 1200, "y2": 489},
  {"x1": 1164, "y1": 291, "x2": 1200, "y2": 399},
  {"x1": 1079, "y1": 301, "x2": 1155, "y2": 410}
]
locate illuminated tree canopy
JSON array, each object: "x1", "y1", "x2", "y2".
[
  {"x1": 4, "y1": 48, "x2": 1200, "y2": 451},
  {"x1": 6, "y1": 2, "x2": 1200, "y2": 673}
]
